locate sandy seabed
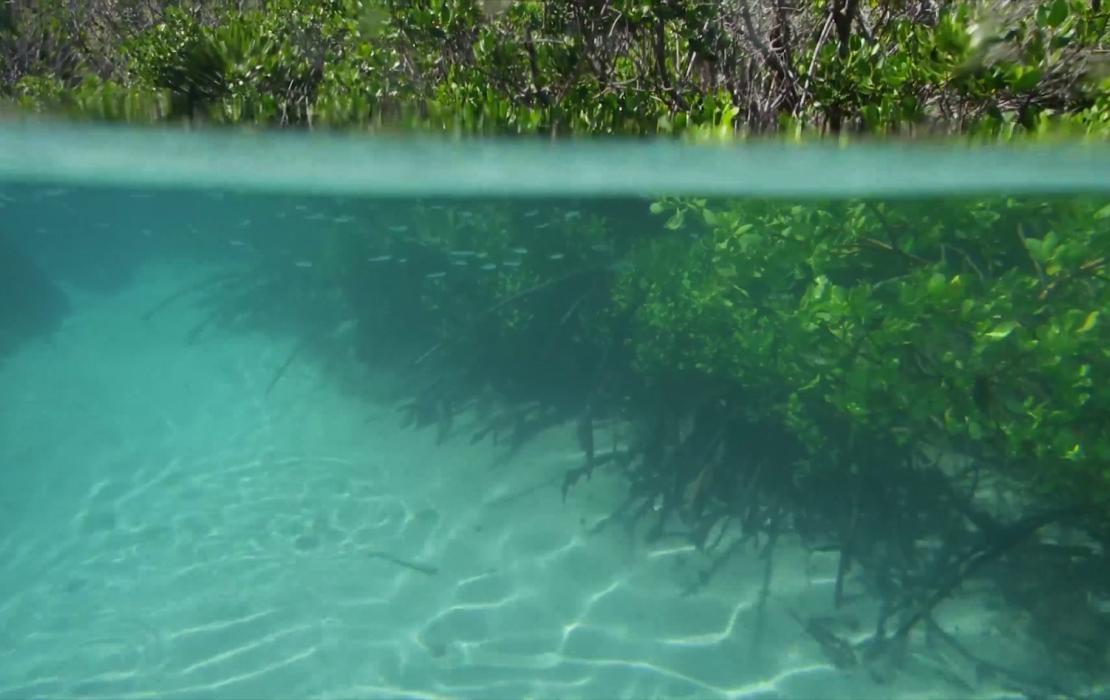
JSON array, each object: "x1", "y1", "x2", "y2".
[{"x1": 0, "y1": 261, "x2": 1066, "y2": 700}]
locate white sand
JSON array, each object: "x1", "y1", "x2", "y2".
[{"x1": 0, "y1": 262, "x2": 1081, "y2": 699}]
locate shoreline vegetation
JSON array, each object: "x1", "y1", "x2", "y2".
[
  {"x1": 1, "y1": 0, "x2": 1107, "y2": 136},
  {"x1": 3, "y1": 0, "x2": 1110, "y2": 695}
]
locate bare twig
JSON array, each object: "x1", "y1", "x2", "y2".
[{"x1": 796, "y1": 13, "x2": 833, "y2": 116}]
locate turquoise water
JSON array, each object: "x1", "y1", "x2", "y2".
[
  {"x1": 1, "y1": 125, "x2": 1109, "y2": 699},
  {"x1": 3, "y1": 124, "x2": 1110, "y2": 197}
]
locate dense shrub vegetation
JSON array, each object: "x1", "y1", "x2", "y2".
[{"x1": 2, "y1": 0, "x2": 1108, "y2": 135}]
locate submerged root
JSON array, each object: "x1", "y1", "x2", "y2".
[
  {"x1": 265, "y1": 338, "x2": 310, "y2": 396},
  {"x1": 140, "y1": 270, "x2": 245, "y2": 322}
]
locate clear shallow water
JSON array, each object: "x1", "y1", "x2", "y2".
[{"x1": 1, "y1": 126, "x2": 1109, "y2": 699}]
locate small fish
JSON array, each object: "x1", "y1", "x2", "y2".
[
  {"x1": 295, "y1": 260, "x2": 313, "y2": 268},
  {"x1": 367, "y1": 255, "x2": 392, "y2": 262},
  {"x1": 238, "y1": 218, "x2": 252, "y2": 227},
  {"x1": 452, "y1": 260, "x2": 468, "y2": 266},
  {"x1": 523, "y1": 209, "x2": 540, "y2": 217},
  {"x1": 590, "y1": 244, "x2": 612, "y2": 253},
  {"x1": 535, "y1": 222, "x2": 551, "y2": 230},
  {"x1": 548, "y1": 253, "x2": 565, "y2": 261},
  {"x1": 365, "y1": 549, "x2": 438, "y2": 576},
  {"x1": 449, "y1": 250, "x2": 476, "y2": 257},
  {"x1": 502, "y1": 260, "x2": 522, "y2": 268},
  {"x1": 511, "y1": 247, "x2": 528, "y2": 254},
  {"x1": 425, "y1": 271, "x2": 447, "y2": 279},
  {"x1": 398, "y1": 258, "x2": 408, "y2": 264},
  {"x1": 480, "y1": 263, "x2": 497, "y2": 271},
  {"x1": 565, "y1": 210, "x2": 582, "y2": 220},
  {"x1": 388, "y1": 225, "x2": 409, "y2": 233},
  {"x1": 333, "y1": 215, "x2": 355, "y2": 224},
  {"x1": 229, "y1": 239, "x2": 246, "y2": 247},
  {"x1": 305, "y1": 212, "x2": 326, "y2": 221}
]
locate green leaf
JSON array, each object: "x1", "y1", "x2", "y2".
[
  {"x1": 1043, "y1": 0, "x2": 1069, "y2": 28},
  {"x1": 1024, "y1": 237, "x2": 1045, "y2": 261},
  {"x1": 716, "y1": 264, "x2": 737, "y2": 279},
  {"x1": 1042, "y1": 231, "x2": 1059, "y2": 257},
  {"x1": 1077, "y1": 310, "x2": 1099, "y2": 334},
  {"x1": 968, "y1": 419, "x2": 983, "y2": 440},
  {"x1": 985, "y1": 320, "x2": 1018, "y2": 340},
  {"x1": 737, "y1": 232, "x2": 764, "y2": 253},
  {"x1": 1011, "y1": 67, "x2": 1042, "y2": 92},
  {"x1": 948, "y1": 275, "x2": 966, "y2": 299},
  {"x1": 926, "y1": 272, "x2": 947, "y2": 297}
]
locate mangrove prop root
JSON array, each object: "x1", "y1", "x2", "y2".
[
  {"x1": 413, "y1": 266, "x2": 603, "y2": 366},
  {"x1": 265, "y1": 338, "x2": 310, "y2": 396},
  {"x1": 561, "y1": 449, "x2": 622, "y2": 502},
  {"x1": 184, "y1": 282, "x2": 268, "y2": 342},
  {"x1": 185, "y1": 309, "x2": 224, "y2": 344},
  {"x1": 923, "y1": 615, "x2": 1073, "y2": 698},
  {"x1": 835, "y1": 484, "x2": 860, "y2": 609},
  {"x1": 750, "y1": 519, "x2": 780, "y2": 655},
  {"x1": 789, "y1": 609, "x2": 859, "y2": 669},
  {"x1": 704, "y1": 513, "x2": 732, "y2": 551},
  {"x1": 890, "y1": 509, "x2": 1069, "y2": 644},
  {"x1": 140, "y1": 271, "x2": 244, "y2": 322},
  {"x1": 680, "y1": 529, "x2": 749, "y2": 597}
]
